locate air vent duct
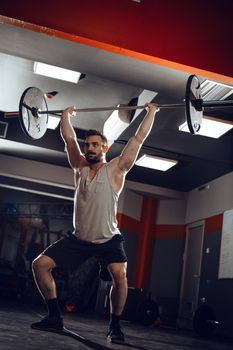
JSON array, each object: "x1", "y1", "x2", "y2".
[
  {"x1": 0, "y1": 121, "x2": 8, "y2": 138},
  {"x1": 201, "y1": 80, "x2": 233, "y2": 101}
]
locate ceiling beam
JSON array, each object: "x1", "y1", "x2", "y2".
[{"x1": 0, "y1": 1, "x2": 233, "y2": 79}]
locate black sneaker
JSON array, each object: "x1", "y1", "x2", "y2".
[
  {"x1": 107, "y1": 326, "x2": 125, "y2": 343},
  {"x1": 31, "y1": 315, "x2": 64, "y2": 332}
]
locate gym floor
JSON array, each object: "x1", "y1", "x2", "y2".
[{"x1": 0, "y1": 300, "x2": 233, "y2": 350}]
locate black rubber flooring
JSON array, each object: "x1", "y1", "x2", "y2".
[{"x1": 0, "y1": 300, "x2": 233, "y2": 350}]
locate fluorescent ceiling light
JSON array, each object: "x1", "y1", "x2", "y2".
[
  {"x1": 33, "y1": 62, "x2": 82, "y2": 83},
  {"x1": 179, "y1": 116, "x2": 233, "y2": 138},
  {"x1": 103, "y1": 109, "x2": 129, "y2": 146},
  {"x1": 135, "y1": 154, "x2": 177, "y2": 171},
  {"x1": 47, "y1": 115, "x2": 60, "y2": 130}
]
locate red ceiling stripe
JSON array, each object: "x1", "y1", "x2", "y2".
[{"x1": 0, "y1": 14, "x2": 233, "y2": 86}]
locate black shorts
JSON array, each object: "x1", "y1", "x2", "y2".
[{"x1": 42, "y1": 233, "x2": 127, "y2": 280}]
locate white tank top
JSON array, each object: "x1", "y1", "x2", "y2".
[{"x1": 73, "y1": 164, "x2": 121, "y2": 243}]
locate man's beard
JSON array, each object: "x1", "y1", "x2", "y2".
[{"x1": 85, "y1": 152, "x2": 103, "y2": 164}]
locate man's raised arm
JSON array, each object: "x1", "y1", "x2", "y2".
[
  {"x1": 60, "y1": 107, "x2": 85, "y2": 170},
  {"x1": 117, "y1": 103, "x2": 159, "y2": 172}
]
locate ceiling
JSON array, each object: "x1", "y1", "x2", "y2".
[{"x1": 0, "y1": 19, "x2": 233, "y2": 197}]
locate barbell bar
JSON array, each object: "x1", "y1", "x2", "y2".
[
  {"x1": 3, "y1": 100, "x2": 187, "y2": 116},
  {"x1": 28, "y1": 102, "x2": 185, "y2": 114},
  {"x1": 3, "y1": 74, "x2": 233, "y2": 140},
  {"x1": 35, "y1": 99, "x2": 233, "y2": 114}
]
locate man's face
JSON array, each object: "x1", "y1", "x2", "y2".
[{"x1": 84, "y1": 135, "x2": 108, "y2": 164}]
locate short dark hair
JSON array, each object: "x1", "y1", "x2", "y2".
[{"x1": 85, "y1": 129, "x2": 108, "y2": 145}]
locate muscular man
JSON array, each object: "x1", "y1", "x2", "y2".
[{"x1": 31, "y1": 102, "x2": 159, "y2": 342}]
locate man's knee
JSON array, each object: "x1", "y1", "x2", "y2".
[{"x1": 108, "y1": 263, "x2": 127, "y2": 286}]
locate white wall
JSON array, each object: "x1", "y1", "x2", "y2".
[
  {"x1": 118, "y1": 180, "x2": 186, "y2": 221},
  {"x1": 119, "y1": 188, "x2": 143, "y2": 220},
  {"x1": 120, "y1": 171, "x2": 233, "y2": 226},
  {"x1": 186, "y1": 171, "x2": 233, "y2": 223},
  {"x1": 0, "y1": 154, "x2": 74, "y2": 189},
  {"x1": 156, "y1": 199, "x2": 187, "y2": 225}
]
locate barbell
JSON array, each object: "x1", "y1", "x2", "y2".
[{"x1": 3, "y1": 74, "x2": 233, "y2": 140}]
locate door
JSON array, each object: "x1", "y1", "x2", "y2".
[{"x1": 177, "y1": 221, "x2": 204, "y2": 329}]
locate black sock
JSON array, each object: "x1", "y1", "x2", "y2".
[
  {"x1": 109, "y1": 314, "x2": 121, "y2": 329},
  {"x1": 46, "y1": 298, "x2": 61, "y2": 318}
]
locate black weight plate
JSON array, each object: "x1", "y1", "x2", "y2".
[
  {"x1": 19, "y1": 87, "x2": 48, "y2": 140},
  {"x1": 136, "y1": 299, "x2": 159, "y2": 326},
  {"x1": 185, "y1": 75, "x2": 203, "y2": 134},
  {"x1": 193, "y1": 304, "x2": 217, "y2": 337},
  {"x1": 118, "y1": 97, "x2": 139, "y2": 124}
]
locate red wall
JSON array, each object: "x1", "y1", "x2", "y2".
[{"x1": 0, "y1": 0, "x2": 232, "y2": 79}]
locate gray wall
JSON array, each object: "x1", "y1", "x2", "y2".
[{"x1": 149, "y1": 236, "x2": 185, "y2": 326}]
